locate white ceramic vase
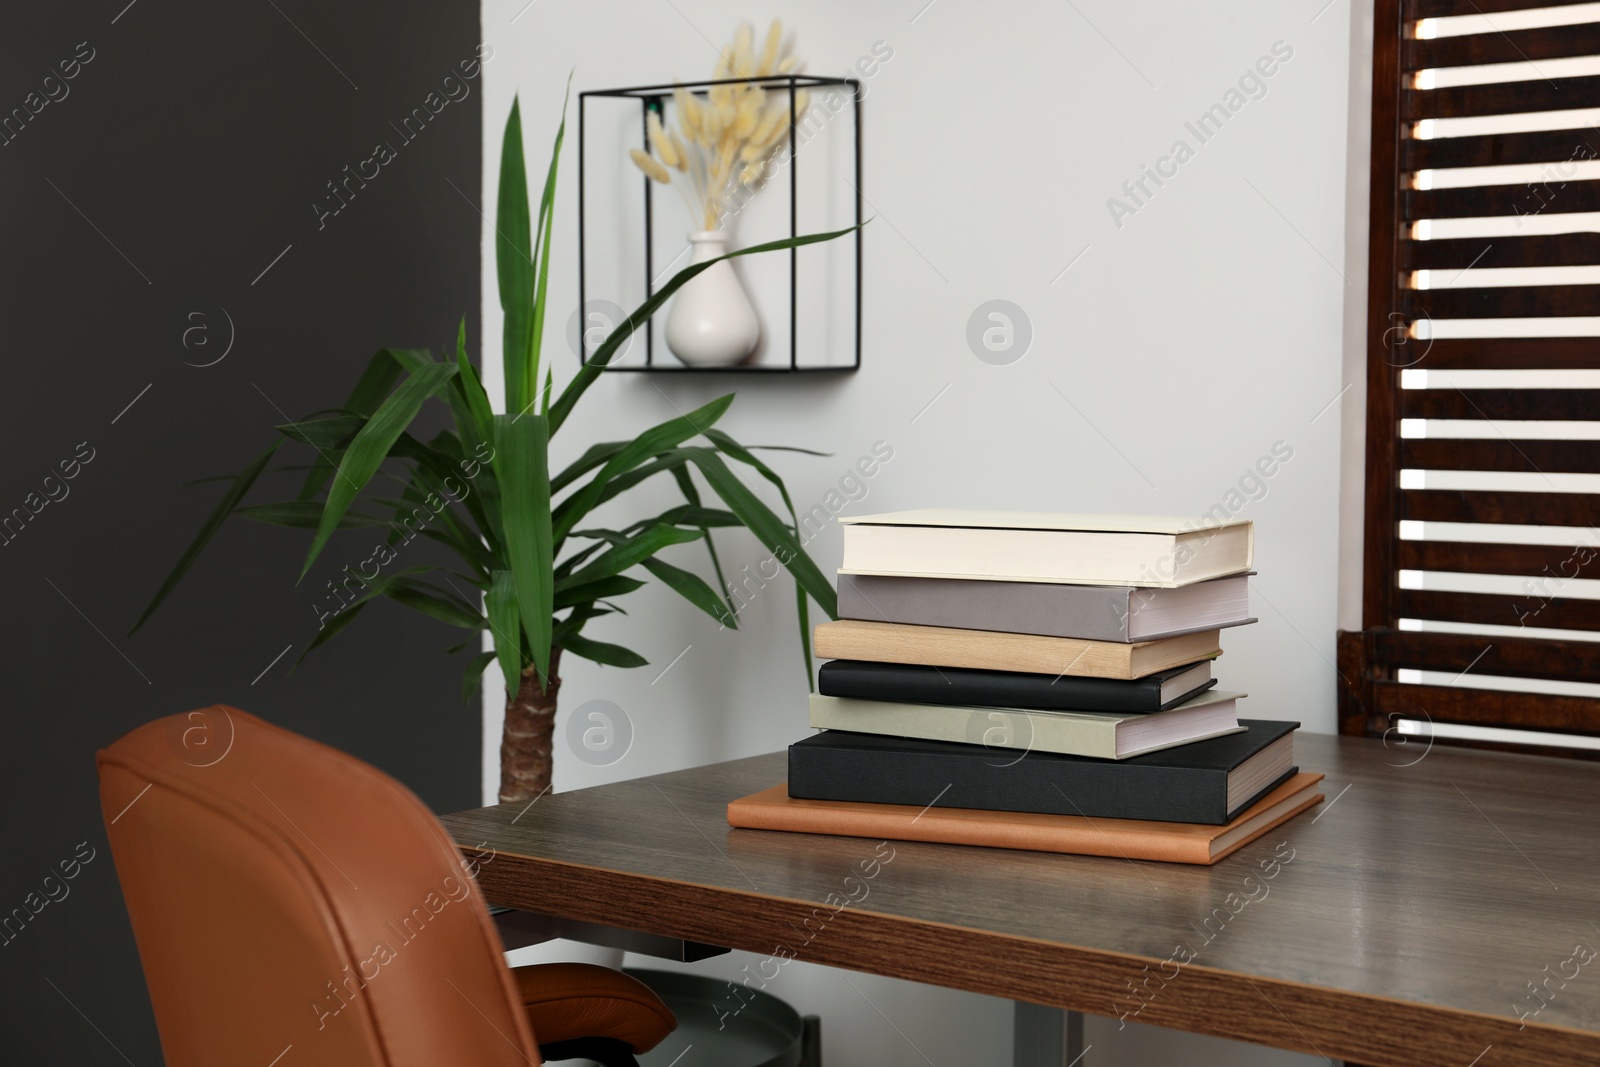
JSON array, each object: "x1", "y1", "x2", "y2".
[{"x1": 664, "y1": 231, "x2": 760, "y2": 367}]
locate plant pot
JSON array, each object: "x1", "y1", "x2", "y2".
[{"x1": 664, "y1": 231, "x2": 761, "y2": 367}]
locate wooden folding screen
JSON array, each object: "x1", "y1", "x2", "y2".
[{"x1": 1339, "y1": 0, "x2": 1600, "y2": 755}]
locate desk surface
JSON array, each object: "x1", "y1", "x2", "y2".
[{"x1": 441, "y1": 732, "x2": 1600, "y2": 1067}]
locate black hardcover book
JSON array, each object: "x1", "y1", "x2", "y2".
[
  {"x1": 817, "y1": 659, "x2": 1218, "y2": 714},
  {"x1": 788, "y1": 719, "x2": 1300, "y2": 825}
]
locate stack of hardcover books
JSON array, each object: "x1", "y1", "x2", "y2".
[{"x1": 728, "y1": 510, "x2": 1324, "y2": 865}]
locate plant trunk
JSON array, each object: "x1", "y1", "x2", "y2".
[{"x1": 499, "y1": 646, "x2": 561, "y2": 804}]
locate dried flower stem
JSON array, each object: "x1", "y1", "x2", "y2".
[{"x1": 624, "y1": 18, "x2": 807, "y2": 231}]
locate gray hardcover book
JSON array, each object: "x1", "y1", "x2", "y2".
[{"x1": 838, "y1": 572, "x2": 1254, "y2": 642}]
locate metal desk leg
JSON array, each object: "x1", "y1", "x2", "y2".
[{"x1": 1013, "y1": 1002, "x2": 1086, "y2": 1067}]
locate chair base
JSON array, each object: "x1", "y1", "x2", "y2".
[{"x1": 538, "y1": 1035, "x2": 641, "y2": 1067}]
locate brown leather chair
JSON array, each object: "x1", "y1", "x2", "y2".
[{"x1": 97, "y1": 707, "x2": 675, "y2": 1067}]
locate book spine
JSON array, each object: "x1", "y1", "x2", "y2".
[
  {"x1": 809, "y1": 695, "x2": 1123, "y2": 759},
  {"x1": 726, "y1": 797, "x2": 1217, "y2": 863},
  {"x1": 788, "y1": 738, "x2": 1232, "y2": 823},
  {"x1": 812, "y1": 621, "x2": 1136, "y2": 679},
  {"x1": 838, "y1": 574, "x2": 1132, "y2": 642},
  {"x1": 817, "y1": 662, "x2": 1167, "y2": 713},
  {"x1": 841, "y1": 525, "x2": 1184, "y2": 585}
]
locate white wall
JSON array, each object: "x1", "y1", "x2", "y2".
[{"x1": 480, "y1": 2, "x2": 1358, "y2": 1064}]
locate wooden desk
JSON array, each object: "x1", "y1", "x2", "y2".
[{"x1": 441, "y1": 732, "x2": 1600, "y2": 1067}]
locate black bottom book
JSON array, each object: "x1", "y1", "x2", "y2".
[
  {"x1": 787, "y1": 719, "x2": 1299, "y2": 825},
  {"x1": 818, "y1": 659, "x2": 1217, "y2": 713}
]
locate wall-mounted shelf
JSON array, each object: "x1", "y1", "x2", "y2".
[
  {"x1": 577, "y1": 75, "x2": 862, "y2": 373},
  {"x1": 596, "y1": 364, "x2": 857, "y2": 374}
]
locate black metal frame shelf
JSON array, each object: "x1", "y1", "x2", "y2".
[{"x1": 577, "y1": 75, "x2": 862, "y2": 373}]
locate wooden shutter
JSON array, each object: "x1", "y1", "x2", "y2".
[{"x1": 1340, "y1": 0, "x2": 1600, "y2": 757}]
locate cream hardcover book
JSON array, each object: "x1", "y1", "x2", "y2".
[{"x1": 838, "y1": 510, "x2": 1253, "y2": 588}]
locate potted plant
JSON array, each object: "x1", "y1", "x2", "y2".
[{"x1": 132, "y1": 91, "x2": 850, "y2": 802}]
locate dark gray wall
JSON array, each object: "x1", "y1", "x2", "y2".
[{"x1": 1, "y1": 1, "x2": 483, "y2": 1061}]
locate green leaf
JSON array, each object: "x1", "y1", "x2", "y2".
[
  {"x1": 383, "y1": 579, "x2": 486, "y2": 629},
  {"x1": 384, "y1": 348, "x2": 439, "y2": 374},
  {"x1": 181, "y1": 463, "x2": 315, "y2": 488},
  {"x1": 555, "y1": 574, "x2": 645, "y2": 609},
  {"x1": 704, "y1": 428, "x2": 806, "y2": 533},
  {"x1": 297, "y1": 565, "x2": 436, "y2": 663},
  {"x1": 389, "y1": 460, "x2": 497, "y2": 576},
  {"x1": 553, "y1": 539, "x2": 606, "y2": 580},
  {"x1": 461, "y1": 649, "x2": 497, "y2": 705},
  {"x1": 642, "y1": 556, "x2": 735, "y2": 628},
  {"x1": 236, "y1": 501, "x2": 389, "y2": 530},
  {"x1": 446, "y1": 320, "x2": 502, "y2": 536},
  {"x1": 561, "y1": 632, "x2": 647, "y2": 669},
  {"x1": 705, "y1": 425, "x2": 831, "y2": 672},
  {"x1": 650, "y1": 504, "x2": 741, "y2": 529},
  {"x1": 297, "y1": 350, "x2": 415, "y2": 501},
  {"x1": 553, "y1": 603, "x2": 611, "y2": 643},
  {"x1": 131, "y1": 442, "x2": 279, "y2": 634},
  {"x1": 672, "y1": 465, "x2": 736, "y2": 625},
  {"x1": 494, "y1": 413, "x2": 554, "y2": 683},
  {"x1": 551, "y1": 441, "x2": 628, "y2": 494},
  {"x1": 549, "y1": 223, "x2": 863, "y2": 436},
  {"x1": 300, "y1": 598, "x2": 371, "y2": 662},
  {"x1": 796, "y1": 580, "x2": 814, "y2": 688},
  {"x1": 486, "y1": 569, "x2": 524, "y2": 697},
  {"x1": 557, "y1": 523, "x2": 700, "y2": 590},
  {"x1": 522, "y1": 77, "x2": 570, "y2": 418},
  {"x1": 497, "y1": 98, "x2": 535, "y2": 413},
  {"x1": 452, "y1": 321, "x2": 497, "y2": 448},
  {"x1": 389, "y1": 432, "x2": 494, "y2": 539},
  {"x1": 746, "y1": 444, "x2": 833, "y2": 456},
  {"x1": 300, "y1": 361, "x2": 458, "y2": 579},
  {"x1": 566, "y1": 452, "x2": 692, "y2": 517},
  {"x1": 416, "y1": 529, "x2": 496, "y2": 581},
  {"x1": 277, "y1": 414, "x2": 364, "y2": 449},
  {"x1": 679, "y1": 447, "x2": 837, "y2": 618},
  {"x1": 551, "y1": 395, "x2": 733, "y2": 542}
]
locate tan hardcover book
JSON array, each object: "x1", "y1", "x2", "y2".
[
  {"x1": 726, "y1": 772, "x2": 1325, "y2": 865},
  {"x1": 812, "y1": 619, "x2": 1222, "y2": 680},
  {"x1": 837, "y1": 509, "x2": 1253, "y2": 588}
]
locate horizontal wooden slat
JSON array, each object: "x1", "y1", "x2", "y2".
[
  {"x1": 1402, "y1": 437, "x2": 1600, "y2": 472},
  {"x1": 1398, "y1": 386, "x2": 1600, "y2": 417},
  {"x1": 1409, "y1": 286, "x2": 1600, "y2": 318},
  {"x1": 1406, "y1": 337, "x2": 1600, "y2": 368},
  {"x1": 1407, "y1": 179, "x2": 1600, "y2": 218},
  {"x1": 1404, "y1": 127, "x2": 1600, "y2": 170},
  {"x1": 1406, "y1": 0, "x2": 1600, "y2": 17},
  {"x1": 1372, "y1": 627, "x2": 1600, "y2": 682},
  {"x1": 1404, "y1": 74, "x2": 1600, "y2": 120},
  {"x1": 1373, "y1": 679, "x2": 1600, "y2": 734},
  {"x1": 1398, "y1": 539, "x2": 1599, "y2": 577},
  {"x1": 1401, "y1": 588, "x2": 1600, "y2": 629},
  {"x1": 1405, "y1": 22, "x2": 1600, "y2": 69},
  {"x1": 1402, "y1": 488, "x2": 1600, "y2": 525},
  {"x1": 1401, "y1": 233, "x2": 1600, "y2": 269}
]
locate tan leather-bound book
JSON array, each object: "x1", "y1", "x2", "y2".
[
  {"x1": 727, "y1": 772, "x2": 1324, "y2": 866},
  {"x1": 812, "y1": 619, "x2": 1221, "y2": 680}
]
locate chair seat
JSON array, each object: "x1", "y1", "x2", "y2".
[{"x1": 513, "y1": 963, "x2": 676, "y2": 1053}]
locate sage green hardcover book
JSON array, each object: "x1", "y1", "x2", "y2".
[{"x1": 807, "y1": 689, "x2": 1244, "y2": 760}]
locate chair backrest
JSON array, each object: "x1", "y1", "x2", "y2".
[{"x1": 97, "y1": 707, "x2": 542, "y2": 1067}]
